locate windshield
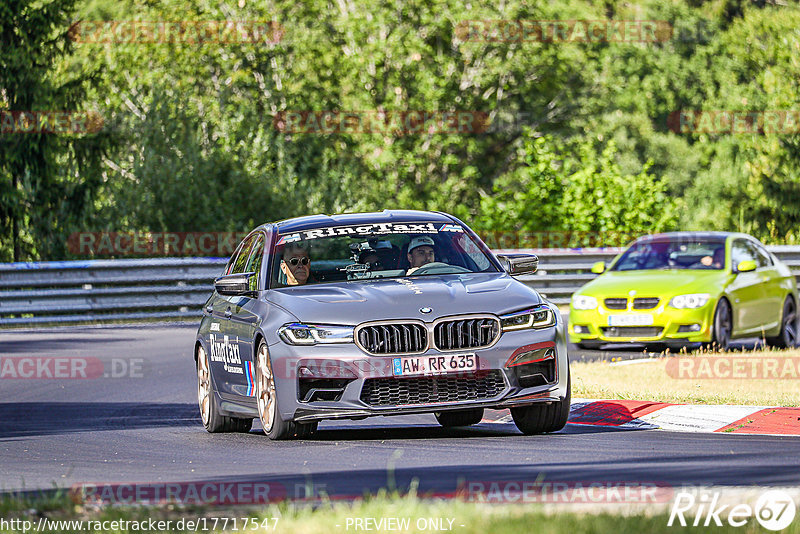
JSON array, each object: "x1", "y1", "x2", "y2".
[
  {"x1": 269, "y1": 222, "x2": 499, "y2": 288},
  {"x1": 611, "y1": 238, "x2": 727, "y2": 271}
]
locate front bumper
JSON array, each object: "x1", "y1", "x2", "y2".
[
  {"x1": 568, "y1": 301, "x2": 716, "y2": 345},
  {"x1": 269, "y1": 324, "x2": 569, "y2": 423}
]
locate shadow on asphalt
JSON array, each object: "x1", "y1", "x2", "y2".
[
  {"x1": 0, "y1": 401, "x2": 647, "y2": 440},
  {"x1": 0, "y1": 402, "x2": 199, "y2": 439},
  {"x1": 0, "y1": 337, "x2": 143, "y2": 353},
  {"x1": 306, "y1": 422, "x2": 646, "y2": 441}
]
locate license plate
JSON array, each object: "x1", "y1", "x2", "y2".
[
  {"x1": 608, "y1": 314, "x2": 654, "y2": 326},
  {"x1": 392, "y1": 354, "x2": 477, "y2": 377}
]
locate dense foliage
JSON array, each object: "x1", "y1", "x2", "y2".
[{"x1": 2, "y1": 0, "x2": 799, "y2": 260}]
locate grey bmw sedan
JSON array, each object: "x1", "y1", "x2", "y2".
[{"x1": 194, "y1": 210, "x2": 570, "y2": 439}]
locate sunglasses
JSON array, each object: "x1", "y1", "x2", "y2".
[{"x1": 285, "y1": 257, "x2": 310, "y2": 266}]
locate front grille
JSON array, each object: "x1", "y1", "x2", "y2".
[
  {"x1": 433, "y1": 317, "x2": 499, "y2": 351},
  {"x1": 360, "y1": 371, "x2": 506, "y2": 407},
  {"x1": 600, "y1": 326, "x2": 663, "y2": 338},
  {"x1": 633, "y1": 298, "x2": 660, "y2": 310},
  {"x1": 604, "y1": 298, "x2": 628, "y2": 310},
  {"x1": 356, "y1": 323, "x2": 427, "y2": 355}
]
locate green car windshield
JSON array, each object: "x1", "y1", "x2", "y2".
[{"x1": 611, "y1": 238, "x2": 727, "y2": 271}]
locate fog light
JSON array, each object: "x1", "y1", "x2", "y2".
[
  {"x1": 677, "y1": 324, "x2": 702, "y2": 333},
  {"x1": 505, "y1": 344, "x2": 557, "y2": 388},
  {"x1": 573, "y1": 325, "x2": 590, "y2": 334},
  {"x1": 297, "y1": 361, "x2": 358, "y2": 379}
]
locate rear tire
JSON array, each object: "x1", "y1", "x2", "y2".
[
  {"x1": 767, "y1": 297, "x2": 798, "y2": 349},
  {"x1": 197, "y1": 345, "x2": 253, "y2": 433},
  {"x1": 511, "y1": 370, "x2": 571, "y2": 435},
  {"x1": 255, "y1": 340, "x2": 317, "y2": 440},
  {"x1": 434, "y1": 408, "x2": 484, "y2": 427}
]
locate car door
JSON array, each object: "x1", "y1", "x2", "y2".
[
  {"x1": 726, "y1": 238, "x2": 764, "y2": 335},
  {"x1": 212, "y1": 234, "x2": 258, "y2": 397},
  {"x1": 205, "y1": 245, "x2": 242, "y2": 337},
  {"x1": 751, "y1": 240, "x2": 782, "y2": 332},
  {"x1": 228, "y1": 231, "x2": 267, "y2": 398}
]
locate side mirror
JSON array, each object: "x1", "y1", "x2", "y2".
[
  {"x1": 214, "y1": 272, "x2": 257, "y2": 296},
  {"x1": 591, "y1": 261, "x2": 605, "y2": 274},
  {"x1": 496, "y1": 253, "x2": 538, "y2": 275},
  {"x1": 736, "y1": 260, "x2": 757, "y2": 273}
]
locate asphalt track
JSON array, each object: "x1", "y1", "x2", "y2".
[{"x1": 1, "y1": 324, "x2": 798, "y2": 500}]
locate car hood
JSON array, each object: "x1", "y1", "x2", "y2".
[
  {"x1": 265, "y1": 273, "x2": 541, "y2": 324},
  {"x1": 578, "y1": 269, "x2": 732, "y2": 298}
]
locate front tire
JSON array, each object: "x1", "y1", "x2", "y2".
[
  {"x1": 255, "y1": 341, "x2": 317, "y2": 440},
  {"x1": 511, "y1": 370, "x2": 571, "y2": 435},
  {"x1": 197, "y1": 345, "x2": 253, "y2": 433},
  {"x1": 434, "y1": 408, "x2": 484, "y2": 427},
  {"x1": 709, "y1": 298, "x2": 732, "y2": 352},
  {"x1": 767, "y1": 297, "x2": 798, "y2": 349}
]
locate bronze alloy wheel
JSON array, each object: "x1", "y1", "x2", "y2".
[
  {"x1": 197, "y1": 345, "x2": 211, "y2": 426},
  {"x1": 256, "y1": 342, "x2": 277, "y2": 432}
]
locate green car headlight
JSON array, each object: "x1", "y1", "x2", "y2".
[
  {"x1": 572, "y1": 295, "x2": 598, "y2": 310},
  {"x1": 669, "y1": 294, "x2": 711, "y2": 309},
  {"x1": 279, "y1": 323, "x2": 355, "y2": 345},
  {"x1": 500, "y1": 305, "x2": 556, "y2": 331}
]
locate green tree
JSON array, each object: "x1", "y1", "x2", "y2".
[{"x1": 0, "y1": 0, "x2": 106, "y2": 261}]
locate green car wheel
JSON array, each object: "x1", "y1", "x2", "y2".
[
  {"x1": 767, "y1": 297, "x2": 798, "y2": 349},
  {"x1": 710, "y1": 298, "x2": 732, "y2": 351}
]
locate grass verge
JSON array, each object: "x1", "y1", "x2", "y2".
[
  {"x1": 3, "y1": 490, "x2": 795, "y2": 534},
  {"x1": 572, "y1": 348, "x2": 800, "y2": 406}
]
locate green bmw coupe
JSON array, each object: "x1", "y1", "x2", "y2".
[{"x1": 569, "y1": 232, "x2": 798, "y2": 350}]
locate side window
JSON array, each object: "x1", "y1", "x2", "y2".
[
  {"x1": 731, "y1": 240, "x2": 757, "y2": 270},
  {"x1": 244, "y1": 234, "x2": 265, "y2": 291},
  {"x1": 455, "y1": 233, "x2": 491, "y2": 271},
  {"x1": 752, "y1": 242, "x2": 772, "y2": 268},
  {"x1": 225, "y1": 244, "x2": 243, "y2": 275},
  {"x1": 231, "y1": 235, "x2": 257, "y2": 274}
]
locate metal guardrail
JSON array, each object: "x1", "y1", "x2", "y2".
[{"x1": 2, "y1": 248, "x2": 800, "y2": 326}]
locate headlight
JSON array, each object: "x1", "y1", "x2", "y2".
[
  {"x1": 500, "y1": 305, "x2": 556, "y2": 331},
  {"x1": 572, "y1": 295, "x2": 598, "y2": 310},
  {"x1": 669, "y1": 294, "x2": 711, "y2": 309},
  {"x1": 279, "y1": 323, "x2": 355, "y2": 345}
]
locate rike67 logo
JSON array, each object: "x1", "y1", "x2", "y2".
[{"x1": 669, "y1": 489, "x2": 796, "y2": 530}]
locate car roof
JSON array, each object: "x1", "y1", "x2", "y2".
[
  {"x1": 262, "y1": 210, "x2": 455, "y2": 234},
  {"x1": 633, "y1": 231, "x2": 749, "y2": 244}
]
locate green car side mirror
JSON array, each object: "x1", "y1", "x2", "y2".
[
  {"x1": 591, "y1": 261, "x2": 605, "y2": 274},
  {"x1": 736, "y1": 260, "x2": 757, "y2": 273}
]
